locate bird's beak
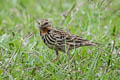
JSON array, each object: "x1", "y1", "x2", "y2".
[{"x1": 34, "y1": 17, "x2": 40, "y2": 25}]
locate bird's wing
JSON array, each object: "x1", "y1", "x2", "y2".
[{"x1": 51, "y1": 29, "x2": 99, "y2": 49}]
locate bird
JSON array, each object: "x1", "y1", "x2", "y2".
[{"x1": 37, "y1": 19, "x2": 100, "y2": 62}]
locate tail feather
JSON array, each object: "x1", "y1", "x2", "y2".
[{"x1": 81, "y1": 41, "x2": 102, "y2": 46}]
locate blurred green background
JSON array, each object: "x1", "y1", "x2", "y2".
[{"x1": 0, "y1": 0, "x2": 120, "y2": 80}]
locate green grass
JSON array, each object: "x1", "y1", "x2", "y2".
[{"x1": 0, "y1": 0, "x2": 120, "y2": 80}]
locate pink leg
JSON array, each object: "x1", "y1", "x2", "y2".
[{"x1": 51, "y1": 50, "x2": 58, "y2": 62}]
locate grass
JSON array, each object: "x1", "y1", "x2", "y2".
[{"x1": 0, "y1": 0, "x2": 120, "y2": 80}]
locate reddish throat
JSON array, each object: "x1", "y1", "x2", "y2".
[{"x1": 40, "y1": 28, "x2": 50, "y2": 36}]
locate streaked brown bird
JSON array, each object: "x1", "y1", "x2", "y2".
[{"x1": 37, "y1": 19, "x2": 100, "y2": 62}]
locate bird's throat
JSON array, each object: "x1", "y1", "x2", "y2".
[{"x1": 40, "y1": 28, "x2": 50, "y2": 36}]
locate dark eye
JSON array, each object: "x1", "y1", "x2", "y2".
[
  {"x1": 44, "y1": 22, "x2": 48, "y2": 25},
  {"x1": 41, "y1": 22, "x2": 48, "y2": 26},
  {"x1": 38, "y1": 22, "x2": 40, "y2": 25}
]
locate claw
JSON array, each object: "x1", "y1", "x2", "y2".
[
  {"x1": 51, "y1": 56, "x2": 58, "y2": 62},
  {"x1": 51, "y1": 50, "x2": 58, "y2": 62}
]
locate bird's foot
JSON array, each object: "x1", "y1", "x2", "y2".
[{"x1": 51, "y1": 56, "x2": 58, "y2": 62}]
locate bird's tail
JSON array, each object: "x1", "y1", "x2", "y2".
[{"x1": 81, "y1": 40, "x2": 102, "y2": 46}]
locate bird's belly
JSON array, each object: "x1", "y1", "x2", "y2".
[
  {"x1": 44, "y1": 41, "x2": 65, "y2": 51},
  {"x1": 46, "y1": 43, "x2": 56, "y2": 49}
]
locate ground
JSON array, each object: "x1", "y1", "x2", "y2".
[{"x1": 0, "y1": 0, "x2": 120, "y2": 80}]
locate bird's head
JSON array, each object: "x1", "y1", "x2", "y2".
[
  {"x1": 37, "y1": 19, "x2": 52, "y2": 30},
  {"x1": 36, "y1": 19, "x2": 52, "y2": 35}
]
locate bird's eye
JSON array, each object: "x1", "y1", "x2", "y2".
[
  {"x1": 37, "y1": 21, "x2": 40, "y2": 25},
  {"x1": 41, "y1": 22, "x2": 48, "y2": 26},
  {"x1": 44, "y1": 22, "x2": 48, "y2": 25}
]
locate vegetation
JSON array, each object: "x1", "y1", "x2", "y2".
[{"x1": 0, "y1": 0, "x2": 120, "y2": 79}]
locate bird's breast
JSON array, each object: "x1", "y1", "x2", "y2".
[
  {"x1": 40, "y1": 29, "x2": 48, "y2": 36},
  {"x1": 41, "y1": 33, "x2": 57, "y2": 50}
]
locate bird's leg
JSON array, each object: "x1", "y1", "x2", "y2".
[
  {"x1": 66, "y1": 45, "x2": 73, "y2": 64},
  {"x1": 66, "y1": 45, "x2": 72, "y2": 60},
  {"x1": 51, "y1": 50, "x2": 58, "y2": 62}
]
